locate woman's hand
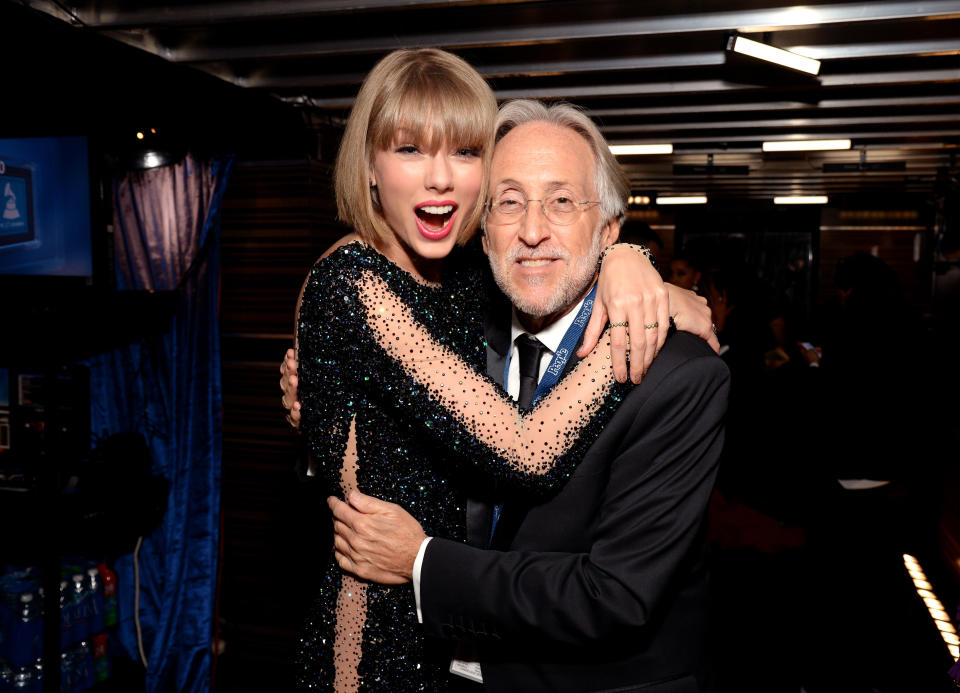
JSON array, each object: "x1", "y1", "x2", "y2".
[
  {"x1": 579, "y1": 245, "x2": 720, "y2": 384},
  {"x1": 579, "y1": 244, "x2": 669, "y2": 384},
  {"x1": 667, "y1": 284, "x2": 720, "y2": 354}
]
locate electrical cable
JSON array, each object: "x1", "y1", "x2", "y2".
[{"x1": 134, "y1": 535, "x2": 148, "y2": 668}]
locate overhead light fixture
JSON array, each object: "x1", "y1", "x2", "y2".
[
  {"x1": 823, "y1": 149, "x2": 905, "y2": 172},
  {"x1": 609, "y1": 144, "x2": 673, "y2": 156},
  {"x1": 763, "y1": 139, "x2": 851, "y2": 152},
  {"x1": 674, "y1": 154, "x2": 748, "y2": 176},
  {"x1": 727, "y1": 35, "x2": 821, "y2": 75},
  {"x1": 120, "y1": 126, "x2": 185, "y2": 171},
  {"x1": 774, "y1": 196, "x2": 829, "y2": 205},
  {"x1": 656, "y1": 195, "x2": 707, "y2": 205},
  {"x1": 627, "y1": 195, "x2": 651, "y2": 205}
]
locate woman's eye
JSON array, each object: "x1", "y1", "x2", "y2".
[
  {"x1": 456, "y1": 147, "x2": 481, "y2": 158},
  {"x1": 396, "y1": 145, "x2": 420, "y2": 154}
]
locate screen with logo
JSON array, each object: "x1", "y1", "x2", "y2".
[{"x1": 0, "y1": 136, "x2": 93, "y2": 277}]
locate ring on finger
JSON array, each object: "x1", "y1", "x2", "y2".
[
  {"x1": 643, "y1": 321, "x2": 659, "y2": 330},
  {"x1": 607, "y1": 321, "x2": 629, "y2": 328}
]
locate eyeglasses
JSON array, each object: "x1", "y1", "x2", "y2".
[{"x1": 485, "y1": 191, "x2": 600, "y2": 226}]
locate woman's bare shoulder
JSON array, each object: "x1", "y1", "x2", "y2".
[{"x1": 320, "y1": 232, "x2": 364, "y2": 261}]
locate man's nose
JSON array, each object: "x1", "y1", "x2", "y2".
[
  {"x1": 517, "y1": 200, "x2": 551, "y2": 246},
  {"x1": 425, "y1": 152, "x2": 453, "y2": 192}
]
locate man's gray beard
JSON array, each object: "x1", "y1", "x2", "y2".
[{"x1": 489, "y1": 227, "x2": 604, "y2": 319}]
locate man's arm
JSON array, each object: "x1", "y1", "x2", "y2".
[{"x1": 280, "y1": 347, "x2": 301, "y2": 429}]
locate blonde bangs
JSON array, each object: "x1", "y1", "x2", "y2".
[{"x1": 369, "y1": 74, "x2": 492, "y2": 155}]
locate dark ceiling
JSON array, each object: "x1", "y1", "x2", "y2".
[{"x1": 22, "y1": 0, "x2": 960, "y2": 202}]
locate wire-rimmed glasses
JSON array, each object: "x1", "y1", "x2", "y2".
[{"x1": 485, "y1": 191, "x2": 600, "y2": 226}]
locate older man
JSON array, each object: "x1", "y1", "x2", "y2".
[{"x1": 325, "y1": 100, "x2": 729, "y2": 693}]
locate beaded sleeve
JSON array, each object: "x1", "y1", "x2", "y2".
[{"x1": 297, "y1": 243, "x2": 631, "y2": 493}]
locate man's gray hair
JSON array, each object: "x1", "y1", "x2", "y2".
[{"x1": 493, "y1": 99, "x2": 630, "y2": 226}]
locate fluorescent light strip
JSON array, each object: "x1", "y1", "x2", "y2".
[
  {"x1": 609, "y1": 144, "x2": 673, "y2": 155},
  {"x1": 656, "y1": 195, "x2": 707, "y2": 205},
  {"x1": 902, "y1": 554, "x2": 960, "y2": 661},
  {"x1": 775, "y1": 196, "x2": 829, "y2": 205},
  {"x1": 763, "y1": 139, "x2": 851, "y2": 152},
  {"x1": 729, "y1": 35, "x2": 821, "y2": 75}
]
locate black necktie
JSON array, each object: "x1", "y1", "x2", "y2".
[
  {"x1": 516, "y1": 333, "x2": 549, "y2": 410},
  {"x1": 488, "y1": 333, "x2": 549, "y2": 547}
]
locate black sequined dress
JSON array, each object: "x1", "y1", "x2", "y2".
[{"x1": 294, "y1": 241, "x2": 629, "y2": 691}]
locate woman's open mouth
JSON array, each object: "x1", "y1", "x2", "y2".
[{"x1": 415, "y1": 202, "x2": 457, "y2": 240}]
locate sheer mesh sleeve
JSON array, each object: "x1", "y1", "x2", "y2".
[
  {"x1": 353, "y1": 269, "x2": 631, "y2": 492},
  {"x1": 296, "y1": 262, "x2": 367, "y2": 493}
]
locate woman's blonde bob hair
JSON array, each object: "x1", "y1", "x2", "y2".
[{"x1": 334, "y1": 48, "x2": 497, "y2": 246}]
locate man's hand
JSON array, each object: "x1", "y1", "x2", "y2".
[
  {"x1": 328, "y1": 490, "x2": 426, "y2": 584},
  {"x1": 280, "y1": 348, "x2": 301, "y2": 429}
]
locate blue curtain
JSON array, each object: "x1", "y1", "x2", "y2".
[{"x1": 87, "y1": 153, "x2": 233, "y2": 692}]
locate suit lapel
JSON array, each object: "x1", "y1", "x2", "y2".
[
  {"x1": 484, "y1": 290, "x2": 511, "y2": 384},
  {"x1": 465, "y1": 299, "x2": 512, "y2": 548}
]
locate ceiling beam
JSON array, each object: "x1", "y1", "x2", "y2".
[
  {"x1": 587, "y1": 95, "x2": 960, "y2": 118},
  {"x1": 606, "y1": 128, "x2": 960, "y2": 145},
  {"x1": 62, "y1": 0, "x2": 543, "y2": 28},
  {"x1": 790, "y1": 38, "x2": 960, "y2": 60},
  {"x1": 288, "y1": 67, "x2": 960, "y2": 108},
  {"x1": 237, "y1": 38, "x2": 960, "y2": 90},
  {"x1": 599, "y1": 113, "x2": 960, "y2": 133},
  {"x1": 164, "y1": 0, "x2": 960, "y2": 63},
  {"x1": 241, "y1": 52, "x2": 728, "y2": 89}
]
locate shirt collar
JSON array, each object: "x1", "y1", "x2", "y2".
[{"x1": 510, "y1": 295, "x2": 588, "y2": 355}]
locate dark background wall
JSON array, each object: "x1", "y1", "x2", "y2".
[{"x1": 216, "y1": 160, "x2": 345, "y2": 691}]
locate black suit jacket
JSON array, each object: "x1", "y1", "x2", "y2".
[{"x1": 422, "y1": 303, "x2": 730, "y2": 692}]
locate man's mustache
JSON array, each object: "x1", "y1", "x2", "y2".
[{"x1": 504, "y1": 245, "x2": 571, "y2": 262}]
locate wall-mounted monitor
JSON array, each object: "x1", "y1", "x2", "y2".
[{"x1": 0, "y1": 136, "x2": 93, "y2": 277}]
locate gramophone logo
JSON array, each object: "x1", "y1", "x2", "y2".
[
  {"x1": 0, "y1": 157, "x2": 34, "y2": 244},
  {"x1": 3, "y1": 182, "x2": 22, "y2": 221}
]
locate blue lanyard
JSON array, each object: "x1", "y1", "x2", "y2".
[
  {"x1": 502, "y1": 282, "x2": 597, "y2": 407},
  {"x1": 490, "y1": 283, "x2": 597, "y2": 546}
]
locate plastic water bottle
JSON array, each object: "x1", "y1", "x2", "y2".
[
  {"x1": 10, "y1": 666, "x2": 32, "y2": 692},
  {"x1": 0, "y1": 660, "x2": 14, "y2": 691},
  {"x1": 10, "y1": 592, "x2": 41, "y2": 670},
  {"x1": 60, "y1": 651, "x2": 75, "y2": 693},
  {"x1": 31, "y1": 658, "x2": 41, "y2": 693},
  {"x1": 59, "y1": 579, "x2": 73, "y2": 650},
  {"x1": 85, "y1": 567, "x2": 104, "y2": 636},
  {"x1": 75, "y1": 642, "x2": 95, "y2": 692},
  {"x1": 69, "y1": 575, "x2": 89, "y2": 645},
  {"x1": 97, "y1": 562, "x2": 118, "y2": 629},
  {"x1": 92, "y1": 632, "x2": 110, "y2": 683}
]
